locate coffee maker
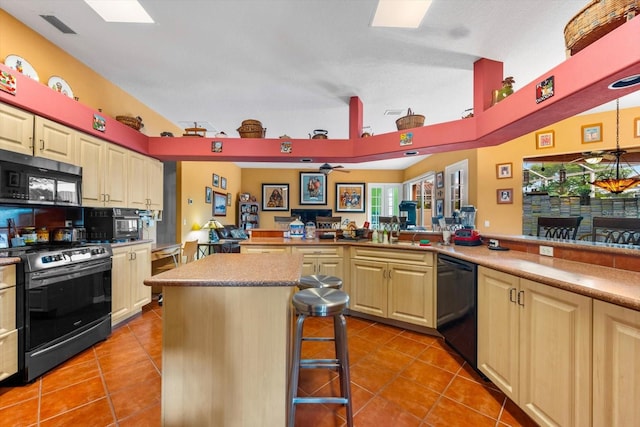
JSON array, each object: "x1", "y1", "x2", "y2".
[{"x1": 398, "y1": 201, "x2": 417, "y2": 229}]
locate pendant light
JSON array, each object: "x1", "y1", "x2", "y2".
[
  {"x1": 558, "y1": 164, "x2": 567, "y2": 184},
  {"x1": 590, "y1": 99, "x2": 640, "y2": 194}
]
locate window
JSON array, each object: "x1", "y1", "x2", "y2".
[
  {"x1": 444, "y1": 159, "x2": 468, "y2": 216},
  {"x1": 368, "y1": 183, "x2": 402, "y2": 228},
  {"x1": 405, "y1": 173, "x2": 435, "y2": 228}
]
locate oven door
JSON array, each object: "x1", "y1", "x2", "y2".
[{"x1": 25, "y1": 258, "x2": 112, "y2": 352}]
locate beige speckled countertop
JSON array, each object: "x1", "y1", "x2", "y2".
[
  {"x1": 143, "y1": 253, "x2": 304, "y2": 287},
  {"x1": 0, "y1": 256, "x2": 21, "y2": 266},
  {"x1": 242, "y1": 237, "x2": 640, "y2": 311}
]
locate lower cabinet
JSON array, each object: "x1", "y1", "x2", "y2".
[
  {"x1": 349, "y1": 247, "x2": 434, "y2": 327},
  {"x1": 240, "y1": 245, "x2": 290, "y2": 254},
  {"x1": 291, "y1": 245, "x2": 344, "y2": 279},
  {"x1": 592, "y1": 300, "x2": 640, "y2": 427},
  {"x1": 477, "y1": 266, "x2": 592, "y2": 427},
  {"x1": 0, "y1": 265, "x2": 17, "y2": 381},
  {"x1": 111, "y1": 243, "x2": 152, "y2": 326}
]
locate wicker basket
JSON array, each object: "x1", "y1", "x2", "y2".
[
  {"x1": 237, "y1": 119, "x2": 265, "y2": 138},
  {"x1": 564, "y1": 0, "x2": 639, "y2": 56},
  {"x1": 396, "y1": 108, "x2": 425, "y2": 131},
  {"x1": 116, "y1": 115, "x2": 143, "y2": 131}
]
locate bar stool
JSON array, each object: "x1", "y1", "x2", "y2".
[
  {"x1": 298, "y1": 274, "x2": 343, "y2": 290},
  {"x1": 288, "y1": 287, "x2": 353, "y2": 427}
]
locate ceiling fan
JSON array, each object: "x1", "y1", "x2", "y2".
[
  {"x1": 318, "y1": 163, "x2": 350, "y2": 175},
  {"x1": 571, "y1": 150, "x2": 617, "y2": 165}
]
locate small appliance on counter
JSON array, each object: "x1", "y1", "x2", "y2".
[
  {"x1": 453, "y1": 205, "x2": 482, "y2": 246},
  {"x1": 84, "y1": 207, "x2": 141, "y2": 242}
]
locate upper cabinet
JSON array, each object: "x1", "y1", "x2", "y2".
[
  {"x1": 33, "y1": 116, "x2": 77, "y2": 164},
  {"x1": 128, "y1": 152, "x2": 163, "y2": 211},
  {"x1": 0, "y1": 102, "x2": 34, "y2": 155}
]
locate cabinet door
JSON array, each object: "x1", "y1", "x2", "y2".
[
  {"x1": 111, "y1": 247, "x2": 131, "y2": 326},
  {"x1": 477, "y1": 266, "x2": 520, "y2": 401},
  {"x1": 317, "y1": 257, "x2": 344, "y2": 279},
  {"x1": 349, "y1": 259, "x2": 387, "y2": 317},
  {"x1": 78, "y1": 133, "x2": 105, "y2": 207},
  {"x1": 387, "y1": 262, "x2": 433, "y2": 327},
  {"x1": 104, "y1": 144, "x2": 128, "y2": 207},
  {"x1": 34, "y1": 117, "x2": 77, "y2": 164},
  {"x1": 131, "y1": 244, "x2": 152, "y2": 310},
  {"x1": 0, "y1": 103, "x2": 34, "y2": 155},
  {"x1": 147, "y1": 158, "x2": 164, "y2": 210},
  {"x1": 0, "y1": 329, "x2": 18, "y2": 381},
  {"x1": 593, "y1": 300, "x2": 640, "y2": 427},
  {"x1": 127, "y1": 152, "x2": 148, "y2": 209},
  {"x1": 519, "y1": 278, "x2": 592, "y2": 427}
]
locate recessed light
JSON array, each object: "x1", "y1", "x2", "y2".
[
  {"x1": 84, "y1": 0, "x2": 154, "y2": 23},
  {"x1": 371, "y1": 0, "x2": 432, "y2": 28},
  {"x1": 300, "y1": 158, "x2": 313, "y2": 162},
  {"x1": 608, "y1": 74, "x2": 640, "y2": 89}
]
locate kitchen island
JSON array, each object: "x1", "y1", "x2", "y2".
[{"x1": 143, "y1": 252, "x2": 303, "y2": 427}]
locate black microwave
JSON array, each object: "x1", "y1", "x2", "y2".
[
  {"x1": 84, "y1": 207, "x2": 141, "y2": 242},
  {"x1": 0, "y1": 149, "x2": 82, "y2": 207}
]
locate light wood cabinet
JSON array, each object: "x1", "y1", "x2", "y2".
[
  {"x1": 241, "y1": 245, "x2": 290, "y2": 254},
  {"x1": 0, "y1": 265, "x2": 18, "y2": 381},
  {"x1": 477, "y1": 266, "x2": 592, "y2": 427},
  {"x1": 111, "y1": 243, "x2": 152, "y2": 326},
  {"x1": 593, "y1": 300, "x2": 640, "y2": 427},
  {"x1": 128, "y1": 152, "x2": 163, "y2": 210},
  {"x1": 350, "y1": 247, "x2": 434, "y2": 327},
  {"x1": 291, "y1": 245, "x2": 344, "y2": 279},
  {"x1": 78, "y1": 133, "x2": 128, "y2": 207},
  {"x1": 0, "y1": 102, "x2": 34, "y2": 155},
  {"x1": 33, "y1": 116, "x2": 77, "y2": 164}
]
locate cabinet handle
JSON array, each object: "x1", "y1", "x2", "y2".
[
  {"x1": 29, "y1": 136, "x2": 33, "y2": 150},
  {"x1": 517, "y1": 290, "x2": 525, "y2": 307},
  {"x1": 388, "y1": 269, "x2": 392, "y2": 279},
  {"x1": 106, "y1": 194, "x2": 111, "y2": 202},
  {"x1": 383, "y1": 269, "x2": 387, "y2": 279},
  {"x1": 509, "y1": 287, "x2": 517, "y2": 303},
  {"x1": 40, "y1": 139, "x2": 45, "y2": 151}
]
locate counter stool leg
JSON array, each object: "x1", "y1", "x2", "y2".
[
  {"x1": 336, "y1": 313, "x2": 353, "y2": 426},
  {"x1": 288, "y1": 313, "x2": 306, "y2": 427}
]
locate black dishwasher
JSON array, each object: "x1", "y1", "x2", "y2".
[{"x1": 436, "y1": 254, "x2": 478, "y2": 370}]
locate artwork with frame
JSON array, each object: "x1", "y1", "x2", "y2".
[
  {"x1": 581, "y1": 123, "x2": 602, "y2": 143},
  {"x1": 496, "y1": 162, "x2": 513, "y2": 179},
  {"x1": 635, "y1": 117, "x2": 640, "y2": 138},
  {"x1": 299, "y1": 172, "x2": 327, "y2": 205},
  {"x1": 221, "y1": 177, "x2": 227, "y2": 190},
  {"x1": 335, "y1": 183, "x2": 365, "y2": 213},
  {"x1": 205, "y1": 186, "x2": 212, "y2": 204},
  {"x1": 213, "y1": 191, "x2": 227, "y2": 216},
  {"x1": 0, "y1": 232, "x2": 8, "y2": 249},
  {"x1": 436, "y1": 171, "x2": 444, "y2": 188},
  {"x1": 497, "y1": 188, "x2": 513, "y2": 204},
  {"x1": 535, "y1": 130, "x2": 554, "y2": 149},
  {"x1": 262, "y1": 183, "x2": 289, "y2": 211},
  {"x1": 212, "y1": 174, "x2": 220, "y2": 187},
  {"x1": 435, "y1": 199, "x2": 444, "y2": 216},
  {"x1": 227, "y1": 193, "x2": 232, "y2": 206}
]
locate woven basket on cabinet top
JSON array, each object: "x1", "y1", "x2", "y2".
[
  {"x1": 395, "y1": 108, "x2": 425, "y2": 131},
  {"x1": 116, "y1": 115, "x2": 143, "y2": 131},
  {"x1": 564, "y1": 0, "x2": 639, "y2": 56}
]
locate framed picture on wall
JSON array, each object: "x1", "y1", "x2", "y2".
[
  {"x1": 212, "y1": 174, "x2": 220, "y2": 187},
  {"x1": 435, "y1": 199, "x2": 444, "y2": 216},
  {"x1": 581, "y1": 123, "x2": 602, "y2": 143},
  {"x1": 299, "y1": 172, "x2": 327, "y2": 205},
  {"x1": 205, "y1": 186, "x2": 212, "y2": 204},
  {"x1": 221, "y1": 177, "x2": 227, "y2": 190},
  {"x1": 535, "y1": 130, "x2": 554, "y2": 149},
  {"x1": 635, "y1": 117, "x2": 640, "y2": 138},
  {"x1": 262, "y1": 183, "x2": 289, "y2": 211},
  {"x1": 335, "y1": 183, "x2": 365, "y2": 213},
  {"x1": 497, "y1": 188, "x2": 513, "y2": 204},
  {"x1": 496, "y1": 162, "x2": 512, "y2": 179},
  {"x1": 213, "y1": 191, "x2": 227, "y2": 216},
  {"x1": 436, "y1": 171, "x2": 444, "y2": 188},
  {"x1": 227, "y1": 193, "x2": 232, "y2": 206}
]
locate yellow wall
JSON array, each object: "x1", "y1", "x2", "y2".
[{"x1": 0, "y1": 10, "x2": 181, "y2": 137}]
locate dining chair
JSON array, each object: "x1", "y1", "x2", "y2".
[
  {"x1": 592, "y1": 217, "x2": 640, "y2": 245},
  {"x1": 536, "y1": 216, "x2": 583, "y2": 240},
  {"x1": 316, "y1": 216, "x2": 342, "y2": 229},
  {"x1": 274, "y1": 216, "x2": 296, "y2": 229},
  {"x1": 182, "y1": 240, "x2": 199, "y2": 263}
]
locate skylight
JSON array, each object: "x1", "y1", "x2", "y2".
[
  {"x1": 84, "y1": 0, "x2": 154, "y2": 23},
  {"x1": 371, "y1": 0, "x2": 432, "y2": 28}
]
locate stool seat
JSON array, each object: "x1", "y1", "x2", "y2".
[
  {"x1": 299, "y1": 274, "x2": 343, "y2": 290},
  {"x1": 292, "y1": 288, "x2": 349, "y2": 316}
]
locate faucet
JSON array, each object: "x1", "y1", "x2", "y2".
[
  {"x1": 389, "y1": 216, "x2": 400, "y2": 243},
  {"x1": 412, "y1": 231, "x2": 418, "y2": 245}
]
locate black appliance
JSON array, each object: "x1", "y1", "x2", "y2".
[
  {"x1": 11, "y1": 243, "x2": 112, "y2": 382},
  {"x1": 436, "y1": 254, "x2": 479, "y2": 370},
  {"x1": 0, "y1": 148, "x2": 82, "y2": 207},
  {"x1": 290, "y1": 208, "x2": 332, "y2": 225},
  {"x1": 84, "y1": 207, "x2": 141, "y2": 242}
]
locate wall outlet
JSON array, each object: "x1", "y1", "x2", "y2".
[
  {"x1": 484, "y1": 220, "x2": 490, "y2": 227},
  {"x1": 539, "y1": 245, "x2": 554, "y2": 257}
]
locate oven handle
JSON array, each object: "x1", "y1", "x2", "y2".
[{"x1": 27, "y1": 260, "x2": 112, "y2": 288}]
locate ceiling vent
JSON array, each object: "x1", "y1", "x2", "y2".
[
  {"x1": 384, "y1": 109, "x2": 404, "y2": 116},
  {"x1": 40, "y1": 15, "x2": 76, "y2": 34}
]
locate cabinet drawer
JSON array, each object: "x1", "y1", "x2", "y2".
[
  {"x1": 0, "y1": 265, "x2": 16, "y2": 289},
  {"x1": 351, "y1": 247, "x2": 432, "y2": 266},
  {"x1": 241, "y1": 246, "x2": 291, "y2": 254},
  {"x1": 292, "y1": 246, "x2": 343, "y2": 257},
  {"x1": 0, "y1": 329, "x2": 18, "y2": 381},
  {"x1": 0, "y1": 286, "x2": 16, "y2": 334}
]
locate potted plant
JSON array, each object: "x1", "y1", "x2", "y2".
[{"x1": 575, "y1": 184, "x2": 592, "y2": 205}]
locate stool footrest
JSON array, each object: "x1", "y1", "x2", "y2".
[
  {"x1": 302, "y1": 337, "x2": 335, "y2": 342},
  {"x1": 293, "y1": 397, "x2": 349, "y2": 405},
  {"x1": 301, "y1": 358, "x2": 340, "y2": 369}
]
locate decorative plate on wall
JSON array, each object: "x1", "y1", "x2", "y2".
[
  {"x1": 48, "y1": 76, "x2": 74, "y2": 98},
  {"x1": 4, "y1": 54, "x2": 39, "y2": 81}
]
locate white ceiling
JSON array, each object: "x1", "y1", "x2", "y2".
[{"x1": 2, "y1": 0, "x2": 639, "y2": 170}]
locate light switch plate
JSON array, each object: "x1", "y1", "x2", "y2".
[{"x1": 539, "y1": 245, "x2": 554, "y2": 257}]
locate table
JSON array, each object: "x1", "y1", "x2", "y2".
[
  {"x1": 143, "y1": 253, "x2": 304, "y2": 427},
  {"x1": 197, "y1": 240, "x2": 241, "y2": 257}
]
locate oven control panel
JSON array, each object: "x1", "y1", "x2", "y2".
[{"x1": 23, "y1": 244, "x2": 113, "y2": 272}]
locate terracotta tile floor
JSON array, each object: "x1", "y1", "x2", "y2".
[{"x1": 0, "y1": 299, "x2": 538, "y2": 426}]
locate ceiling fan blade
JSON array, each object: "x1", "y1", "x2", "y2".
[
  {"x1": 333, "y1": 165, "x2": 344, "y2": 169},
  {"x1": 334, "y1": 169, "x2": 350, "y2": 173}
]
